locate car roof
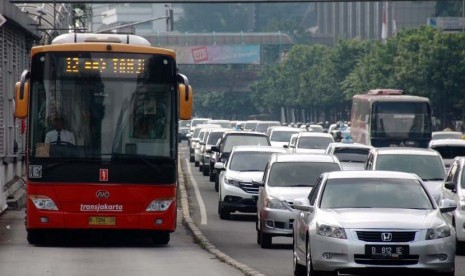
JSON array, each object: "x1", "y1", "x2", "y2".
[
  {"x1": 324, "y1": 170, "x2": 420, "y2": 180},
  {"x1": 372, "y1": 147, "x2": 440, "y2": 156},
  {"x1": 429, "y1": 139, "x2": 465, "y2": 146},
  {"x1": 194, "y1": 124, "x2": 221, "y2": 130},
  {"x1": 223, "y1": 131, "x2": 268, "y2": 137},
  {"x1": 269, "y1": 126, "x2": 303, "y2": 132},
  {"x1": 231, "y1": 145, "x2": 287, "y2": 153},
  {"x1": 328, "y1": 142, "x2": 374, "y2": 149},
  {"x1": 432, "y1": 131, "x2": 462, "y2": 135},
  {"x1": 270, "y1": 153, "x2": 339, "y2": 163},
  {"x1": 208, "y1": 128, "x2": 228, "y2": 133},
  {"x1": 298, "y1": 132, "x2": 333, "y2": 138}
]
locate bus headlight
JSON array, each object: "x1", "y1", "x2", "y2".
[
  {"x1": 30, "y1": 195, "x2": 58, "y2": 210},
  {"x1": 146, "y1": 198, "x2": 173, "y2": 212}
]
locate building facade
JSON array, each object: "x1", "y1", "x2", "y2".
[
  {"x1": 315, "y1": 1, "x2": 436, "y2": 42},
  {"x1": 92, "y1": 3, "x2": 179, "y2": 34}
]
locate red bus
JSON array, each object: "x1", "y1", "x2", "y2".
[
  {"x1": 14, "y1": 33, "x2": 192, "y2": 245},
  {"x1": 350, "y1": 89, "x2": 432, "y2": 148}
]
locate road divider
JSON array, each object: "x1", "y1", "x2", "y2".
[{"x1": 178, "y1": 158, "x2": 266, "y2": 276}]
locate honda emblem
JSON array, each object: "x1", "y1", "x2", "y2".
[{"x1": 381, "y1": 232, "x2": 392, "y2": 242}]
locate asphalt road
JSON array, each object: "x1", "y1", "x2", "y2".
[{"x1": 180, "y1": 142, "x2": 465, "y2": 276}]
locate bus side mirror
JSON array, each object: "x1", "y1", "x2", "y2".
[
  {"x1": 14, "y1": 70, "x2": 31, "y2": 119},
  {"x1": 178, "y1": 84, "x2": 192, "y2": 120}
]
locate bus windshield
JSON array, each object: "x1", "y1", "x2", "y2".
[
  {"x1": 29, "y1": 51, "x2": 176, "y2": 160},
  {"x1": 371, "y1": 101, "x2": 431, "y2": 139}
]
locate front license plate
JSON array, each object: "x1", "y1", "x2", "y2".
[
  {"x1": 366, "y1": 245, "x2": 409, "y2": 258},
  {"x1": 88, "y1": 216, "x2": 116, "y2": 226}
]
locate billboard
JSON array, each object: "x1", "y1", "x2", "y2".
[{"x1": 173, "y1": 45, "x2": 260, "y2": 65}]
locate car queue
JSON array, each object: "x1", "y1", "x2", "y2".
[{"x1": 181, "y1": 118, "x2": 462, "y2": 276}]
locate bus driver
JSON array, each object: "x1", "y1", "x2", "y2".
[{"x1": 45, "y1": 116, "x2": 76, "y2": 145}]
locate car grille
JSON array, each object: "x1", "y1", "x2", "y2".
[
  {"x1": 356, "y1": 231, "x2": 416, "y2": 242},
  {"x1": 354, "y1": 255, "x2": 419, "y2": 265},
  {"x1": 239, "y1": 182, "x2": 259, "y2": 194}
]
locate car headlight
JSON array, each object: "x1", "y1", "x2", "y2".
[
  {"x1": 265, "y1": 196, "x2": 289, "y2": 210},
  {"x1": 30, "y1": 195, "x2": 58, "y2": 211},
  {"x1": 224, "y1": 177, "x2": 241, "y2": 187},
  {"x1": 317, "y1": 223, "x2": 347, "y2": 239},
  {"x1": 426, "y1": 224, "x2": 451, "y2": 240},
  {"x1": 146, "y1": 198, "x2": 174, "y2": 212}
]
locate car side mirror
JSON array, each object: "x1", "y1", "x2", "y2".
[
  {"x1": 439, "y1": 199, "x2": 457, "y2": 213},
  {"x1": 252, "y1": 180, "x2": 264, "y2": 187},
  {"x1": 293, "y1": 205, "x2": 314, "y2": 212},
  {"x1": 293, "y1": 197, "x2": 310, "y2": 207},
  {"x1": 206, "y1": 149, "x2": 212, "y2": 153},
  {"x1": 211, "y1": 146, "x2": 219, "y2": 152},
  {"x1": 214, "y1": 162, "x2": 225, "y2": 170},
  {"x1": 444, "y1": 181, "x2": 456, "y2": 192},
  {"x1": 283, "y1": 145, "x2": 289, "y2": 148},
  {"x1": 186, "y1": 134, "x2": 191, "y2": 138}
]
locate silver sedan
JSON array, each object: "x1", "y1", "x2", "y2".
[{"x1": 293, "y1": 170, "x2": 457, "y2": 276}]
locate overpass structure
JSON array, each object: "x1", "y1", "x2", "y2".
[{"x1": 144, "y1": 32, "x2": 295, "y2": 92}]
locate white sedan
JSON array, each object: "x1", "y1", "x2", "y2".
[{"x1": 293, "y1": 170, "x2": 456, "y2": 276}]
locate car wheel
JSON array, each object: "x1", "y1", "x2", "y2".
[
  {"x1": 202, "y1": 165, "x2": 209, "y2": 176},
  {"x1": 260, "y1": 231, "x2": 272, "y2": 248},
  {"x1": 215, "y1": 175, "x2": 219, "y2": 192},
  {"x1": 457, "y1": 239, "x2": 465, "y2": 255},
  {"x1": 189, "y1": 155, "x2": 194, "y2": 162},
  {"x1": 306, "y1": 243, "x2": 319, "y2": 276},
  {"x1": 194, "y1": 161, "x2": 199, "y2": 167},
  {"x1": 293, "y1": 243, "x2": 306, "y2": 276},
  {"x1": 27, "y1": 230, "x2": 46, "y2": 245},
  {"x1": 218, "y1": 202, "x2": 230, "y2": 220},
  {"x1": 256, "y1": 219, "x2": 261, "y2": 245},
  {"x1": 152, "y1": 232, "x2": 170, "y2": 245},
  {"x1": 209, "y1": 170, "x2": 215, "y2": 182},
  {"x1": 198, "y1": 164, "x2": 203, "y2": 172},
  {"x1": 435, "y1": 272, "x2": 455, "y2": 276}
]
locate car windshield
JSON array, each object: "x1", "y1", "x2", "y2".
[
  {"x1": 270, "y1": 130, "x2": 300, "y2": 142},
  {"x1": 333, "y1": 148, "x2": 370, "y2": 163},
  {"x1": 180, "y1": 120, "x2": 190, "y2": 127},
  {"x1": 229, "y1": 151, "x2": 275, "y2": 171},
  {"x1": 268, "y1": 162, "x2": 341, "y2": 187},
  {"x1": 432, "y1": 145, "x2": 465, "y2": 159},
  {"x1": 375, "y1": 154, "x2": 445, "y2": 180},
  {"x1": 320, "y1": 178, "x2": 433, "y2": 209},
  {"x1": 256, "y1": 123, "x2": 280, "y2": 133},
  {"x1": 207, "y1": 131, "x2": 224, "y2": 145},
  {"x1": 223, "y1": 135, "x2": 269, "y2": 152},
  {"x1": 297, "y1": 136, "x2": 333, "y2": 149}
]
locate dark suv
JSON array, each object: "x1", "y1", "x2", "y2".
[{"x1": 210, "y1": 131, "x2": 271, "y2": 191}]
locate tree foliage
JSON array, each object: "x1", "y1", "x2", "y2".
[{"x1": 253, "y1": 26, "x2": 465, "y2": 126}]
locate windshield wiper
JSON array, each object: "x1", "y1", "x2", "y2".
[
  {"x1": 239, "y1": 169, "x2": 263, "y2": 172},
  {"x1": 422, "y1": 178, "x2": 444, "y2": 181}
]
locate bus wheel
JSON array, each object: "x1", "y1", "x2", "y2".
[
  {"x1": 152, "y1": 232, "x2": 170, "y2": 245},
  {"x1": 27, "y1": 230, "x2": 46, "y2": 245}
]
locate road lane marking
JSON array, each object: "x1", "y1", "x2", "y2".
[{"x1": 185, "y1": 159, "x2": 208, "y2": 225}]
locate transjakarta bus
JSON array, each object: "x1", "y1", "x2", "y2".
[
  {"x1": 350, "y1": 89, "x2": 432, "y2": 148},
  {"x1": 14, "y1": 33, "x2": 192, "y2": 245}
]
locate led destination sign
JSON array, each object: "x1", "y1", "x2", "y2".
[{"x1": 65, "y1": 57, "x2": 146, "y2": 77}]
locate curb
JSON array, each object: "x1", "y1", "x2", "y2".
[{"x1": 178, "y1": 158, "x2": 266, "y2": 276}]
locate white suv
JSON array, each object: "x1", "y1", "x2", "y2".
[
  {"x1": 216, "y1": 146, "x2": 286, "y2": 220},
  {"x1": 255, "y1": 153, "x2": 342, "y2": 248}
]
